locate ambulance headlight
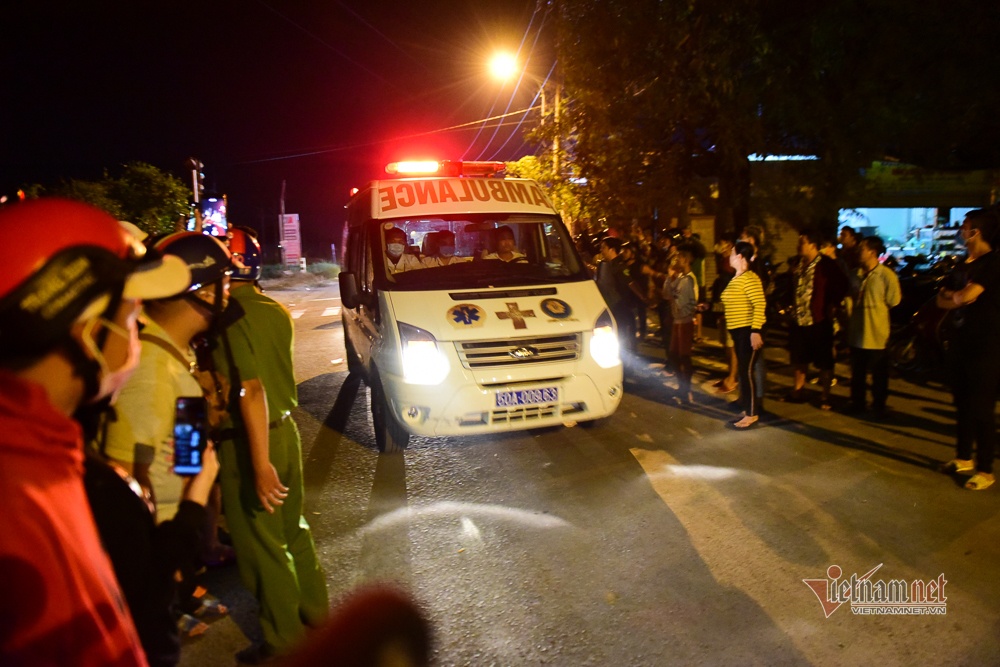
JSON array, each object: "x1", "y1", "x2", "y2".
[
  {"x1": 398, "y1": 322, "x2": 450, "y2": 385},
  {"x1": 590, "y1": 309, "x2": 621, "y2": 369}
]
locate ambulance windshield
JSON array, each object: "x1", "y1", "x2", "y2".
[{"x1": 377, "y1": 214, "x2": 586, "y2": 289}]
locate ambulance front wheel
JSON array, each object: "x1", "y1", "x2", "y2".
[{"x1": 370, "y1": 371, "x2": 409, "y2": 454}]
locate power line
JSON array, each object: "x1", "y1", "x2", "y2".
[
  {"x1": 487, "y1": 60, "x2": 556, "y2": 161},
  {"x1": 333, "y1": 1, "x2": 428, "y2": 71},
  {"x1": 254, "y1": 0, "x2": 393, "y2": 85},
  {"x1": 462, "y1": 2, "x2": 546, "y2": 159},
  {"x1": 475, "y1": 15, "x2": 550, "y2": 160},
  {"x1": 233, "y1": 107, "x2": 541, "y2": 165}
]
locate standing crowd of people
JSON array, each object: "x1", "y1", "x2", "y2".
[
  {"x1": 2, "y1": 196, "x2": 997, "y2": 664},
  {"x1": 586, "y1": 208, "x2": 1000, "y2": 489},
  {"x1": 0, "y1": 200, "x2": 433, "y2": 666}
]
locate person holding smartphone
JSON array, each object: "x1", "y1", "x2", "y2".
[
  {"x1": 101, "y1": 231, "x2": 233, "y2": 524},
  {"x1": 97, "y1": 231, "x2": 237, "y2": 646}
]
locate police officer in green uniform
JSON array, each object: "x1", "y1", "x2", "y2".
[{"x1": 214, "y1": 227, "x2": 329, "y2": 663}]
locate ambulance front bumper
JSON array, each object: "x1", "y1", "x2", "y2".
[{"x1": 381, "y1": 365, "x2": 623, "y2": 437}]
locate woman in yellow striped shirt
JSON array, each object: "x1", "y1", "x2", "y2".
[{"x1": 721, "y1": 241, "x2": 767, "y2": 428}]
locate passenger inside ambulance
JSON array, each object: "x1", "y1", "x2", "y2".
[
  {"x1": 381, "y1": 217, "x2": 583, "y2": 288},
  {"x1": 421, "y1": 230, "x2": 471, "y2": 268},
  {"x1": 384, "y1": 226, "x2": 422, "y2": 274},
  {"x1": 481, "y1": 225, "x2": 527, "y2": 263}
]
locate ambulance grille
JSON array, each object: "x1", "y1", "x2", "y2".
[{"x1": 456, "y1": 333, "x2": 581, "y2": 369}]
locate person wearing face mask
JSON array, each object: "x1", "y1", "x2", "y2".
[
  {"x1": 421, "y1": 230, "x2": 470, "y2": 267},
  {"x1": 0, "y1": 199, "x2": 191, "y2": 666},
  {"x1": 936, "y1": 207, "x2": 1000, "y2": 491},
  {"x1": 384, "y1": 227, "x2": 422, "y2": 274},
  {"x1": 100, "y1": 231, "x2": 234, "y2": 524},
  {"x1": 90, "y1": 231, "x2": 236, "y2": 653}
]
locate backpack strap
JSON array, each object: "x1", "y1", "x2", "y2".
[{"x1": 138, "y1": 332, "x2": 195, "y2": 373}]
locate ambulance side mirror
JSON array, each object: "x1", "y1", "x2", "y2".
[{"x1": 339, "y1": 272, "x2": 360, "y2": 309}]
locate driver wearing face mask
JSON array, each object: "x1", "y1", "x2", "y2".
[
  {"x1": 421, "y1": 230, "x2": 471, "y2": 268},
  {"x1": 384, "y1": 227, "x2": 423, "y2": 274}
]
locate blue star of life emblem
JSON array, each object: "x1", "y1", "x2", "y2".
[{"x1": 451, "y1": 304, "x2": 482, "y2": 325}]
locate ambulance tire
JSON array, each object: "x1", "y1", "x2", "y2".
[{"x1": 370, "y1": 371, "x2": 409, "y2": 454}]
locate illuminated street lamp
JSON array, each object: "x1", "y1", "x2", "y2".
[
  {"x1": 488, "y1": 52, "x2": 518, "y2": 81},
  {"x1": 488, "y1": 52, "x2": 562, "y2": 180}
]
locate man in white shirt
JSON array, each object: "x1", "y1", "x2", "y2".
[
  {"x1": 845, "y1": 235, "x2": 901, "y2": 417},
  {"x1": 421, "y1": 230, "x2": 471, "y2": 267},
  {"x1": 385, "y1": 227, "x2": 422, "y2": 274},
  {"x1": 483, "y1": 225, "x2": 527, "y2": 262}
]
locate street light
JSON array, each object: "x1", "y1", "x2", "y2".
[
  {"x1": 488, "y1": 52, "x2": 518, "y2": 81},
  {"x1": 487, "y1": 53, "x2": 561, "y2": 180}
]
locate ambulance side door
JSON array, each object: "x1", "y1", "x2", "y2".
[
  {"x1": 343, "y1": 224, "x2": 377, "y2": 375},
  {"x1": 355, "y1": 235, "x2": 380, "y2": 371}
]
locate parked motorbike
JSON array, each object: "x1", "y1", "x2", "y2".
[
  {"x1": 887, "y1": 255, "x2": 962, "y2": 381},
  {"x1": 887, "y1": 297, "x2": 954, "y2": 380}
]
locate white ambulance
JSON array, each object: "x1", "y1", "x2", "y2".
[{"x1": 339, "y1": 160, "x2": 622, "y2": 452}]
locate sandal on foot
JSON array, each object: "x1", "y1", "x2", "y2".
[
  {"x1": 732, "y1": 415, "x2": 759, "y2": 429},
  {"x1": 178, "y1": 613, "x2": 209, "y2": 638},
  {"x1": 716, "y1": 382, "x2": 738, "y2": 394},
  {"x1": 941, "y1": 459, "x2": 975, "y2": 474},
  {"x1": 193, "y1": 593, "x2": 229, "y2": 618},
  {"x1": 965, "y1": 473, "x2": 995, "y2": 491}
]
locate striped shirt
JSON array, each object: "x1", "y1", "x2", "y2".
[{"x1": 721, "y1": 271, "x2": 767, "y2": 332}]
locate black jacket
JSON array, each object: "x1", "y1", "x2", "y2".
[{"x1": 84, "y1": 452, "x2": 206, "y2": 667}]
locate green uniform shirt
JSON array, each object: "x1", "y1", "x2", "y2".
[
  {"x1": 211, "y1": 282, "x2": 329, "y2": 650},
  {"x1": 214, "y1": 283, "x2": 298, "y2": 428}
]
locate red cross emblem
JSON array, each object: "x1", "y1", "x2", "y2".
[{"x1": 496, "y1": 302, "x2": 536, "y2": 329}]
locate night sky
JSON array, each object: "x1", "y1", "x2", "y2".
[{"x1": 2, "y1": 0, "x2": 548, "y2": 254}]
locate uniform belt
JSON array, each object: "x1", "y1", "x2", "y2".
[{"x1": 214, "y1": 410, "x2": 291, "y2": 442}]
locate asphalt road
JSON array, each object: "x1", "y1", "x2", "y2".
[{"x1": 181, "y1": 283, "x2": 1000, "y2": 666}]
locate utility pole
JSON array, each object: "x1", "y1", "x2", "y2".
[
  {"x1": 279, "y1": 179, "x2": 287, "y2": 266},
  {"x1": 186, "y1": 157, "x2": 205, "y2": 231},
  {"x1": 553, "y1": 79, "x2": 561, "y2": 181},
  {"x1": 537, "y1": 77, "x2": 561, "y2": 182}
]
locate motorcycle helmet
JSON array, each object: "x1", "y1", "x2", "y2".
[
  {"x1": 152, "y1": 231, "x2": 235, "y2": 339},
  {"x1": 153, "y1": 232, "x2": 232, "y2": 290},
  {"x1": 228, "y1": 226, "x2": 263, "y2": 282},
  {"x1": 0, "y1": 199, "x2": 190, "y2": 366}
]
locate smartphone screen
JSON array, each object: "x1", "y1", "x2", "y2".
[{"x1": 173, "y1": 396, "x2": 207, "y2": 475}]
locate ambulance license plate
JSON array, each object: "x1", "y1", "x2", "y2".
[{"x1": 495, "y1": 386, "x2": 558, "y2": 407}]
